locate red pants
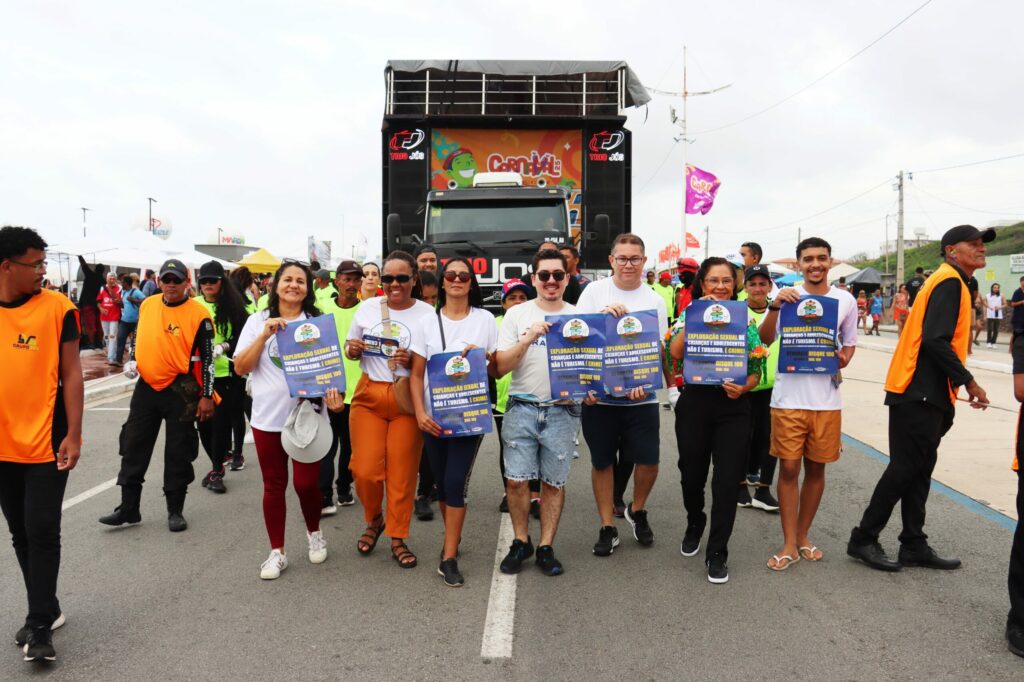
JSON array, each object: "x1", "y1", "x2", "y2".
[{"x1": 252, "y1": 428, "x2": 321, "y2": 550}]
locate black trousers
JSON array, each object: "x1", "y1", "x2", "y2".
[
  {"x1": 495, "y1": 414, "x2": 540, "y2": 494},
  {"x1": 987, "y1": 318, "x2": 1001, "y2": 345},
  {"x1": 1010, "y1": 471, "x2": 1024, "y2": 629},
  {"x1": 198, "y1": 376, "x2": 238, "y2": 472},
  {"x1": 117, "y1": 377, "x2": 200, "y2": 511},
  {"x1": 746, "y1": 388, "x2": 777, "y2": 485},
  {"x1": 320, "y1": 406, "x2": 354, "y2": 500},
  {"x1": 675, "y1": 385, "x2": 751, "y2": 561},
  {"x1": 0, "y1": 461, "x2": 68, "y2": 629},
  {"x1": 231, "y1": 376, "x2": 251, "y2": 454},
  {"x1": 852, "y1": 401, "x2": 953, "y2": 549}
]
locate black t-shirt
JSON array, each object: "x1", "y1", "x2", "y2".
[
  {"x1": 1012, "y1": 289, "x2": 1024, "y2": 330},
  {"x1": 906, "y1": 275, "x2": 926, "y2": 306},
  {"x1": 967, "y1": 276, "x2": 979, "y2": 304}
]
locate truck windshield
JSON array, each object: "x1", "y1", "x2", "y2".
[{"x1": 426, "y1": 200, "x2": 567, "y2": 239}]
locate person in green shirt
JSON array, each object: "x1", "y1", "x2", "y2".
[
  {"x1": 314, "y1": 269, "x2": 337, "y2": 306},
  {"x1": 652, "y1": 271, "x2": 677, "y2": 325},
  {"x1": 195, "y1": 261, "x2": 250, "y2": 492},
  {"x1": 315, "y1": 260, "x2": 365, "y2": 513},
  {"x1": 738, "y1": 265, "x2": 781, "y2": 512}
]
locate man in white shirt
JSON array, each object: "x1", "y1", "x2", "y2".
[
  {"x1": 494, "y1": 249, "x2": 585, "y2": 577},
  {"x1": 758, "y1": 237, "x2": 858, "y2": 571},
  {"x1": 576, "y1": 234, "x2": 669, "y2": 556}
]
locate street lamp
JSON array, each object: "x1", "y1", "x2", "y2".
[
  {"x1": 81, "y1": 207, "x2": 90, "y2": 237},
  {"x1": 147, "y1": 197, "x2": 158, "y2": 233}
]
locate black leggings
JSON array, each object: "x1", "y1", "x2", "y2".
[
  {"x1": 988, "y1": 318, "x2": 1001, "y2": 345},
  {"x1": 675, "y1": 385, "x2": 751, "y2": 561},
  {"x1": 320, "y1": 406, "x2": 353, "y2": 499},
  {"x1": 746, "y1": 388, "x2": 777, "y2": 485},
  {"x1": 231, "y1": 376, "x2": 251, "y2": 454},
  {"x1": 423, "y1": 433, "x2": 483, "y2": 507},
  {"x1": 198, "y1": 376, "x2": 239, "y2": 472}
]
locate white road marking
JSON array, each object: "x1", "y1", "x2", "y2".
[
  {"x1": 62, "y1": 478, "x2": 117, "y2": 511},
  {"x1": 480, "y1": 514, "x2": 517, "y2": 660}
]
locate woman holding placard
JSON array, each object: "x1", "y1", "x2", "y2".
[
  {"x1": 345, "y1": 251, "x2": 436, "y2": 569},
  {"x1": 408, "y1": 257, "x2": 498, "y2": 587},
  {"x1": 667, "y1": 257, "x2": 766, "y2": 584},
  {"x1": 234, "y1": 261, "x2": 344, "y2": 580}
]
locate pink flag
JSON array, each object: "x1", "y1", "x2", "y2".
[{"x1": 685, "y1": 164, "x2": 721, "y2": 215}]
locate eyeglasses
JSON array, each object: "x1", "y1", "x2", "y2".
[
  {"x1": 198, "y1": 278, "x2": 220, "y2": 285},
  {"x1": 703, "y1": 278, "x2": 735, "y2": 287},
  {"x1": 380, "y1": 274, "x2": 413, "y2": 285},
  {"x1": 443, "y1": 271, "x2": 472, "y2": 283},
  {"x1": 613, "y1": 256, "x2": 645, "y2": 267},
  {"x1": 6, "y1": 259, "x2": 46, "y2": 272},
  {"x1": 161, "y1": 275, "x2": 184, "y2": 285},
  {"x1": 535, "y1": 270, "x2": 566, "y2": 282}
]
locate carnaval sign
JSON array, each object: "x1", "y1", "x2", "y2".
[{"x1": 685, "y1": 164, "x2": 721, "y2": 215}]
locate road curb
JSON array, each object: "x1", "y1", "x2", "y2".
[
  {"x1": 84, "y1": 376, "x2": 137, "y2": 404},
  {"x1": 858, "y1": 340, "x2": 1011, "y2": 375}
]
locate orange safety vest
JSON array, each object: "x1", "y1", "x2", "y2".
[{"x1": 884, "y1": 263, "x2": 971, "y2": 405}]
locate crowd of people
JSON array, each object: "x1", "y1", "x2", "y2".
[{"x1": 1, "y1": 223, "x2": 1022, "y2": 664}]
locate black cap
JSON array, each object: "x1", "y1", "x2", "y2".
[
  {"x1": 744, "y1": 264, "x2": 771, "y2": 281},
  {"x1": 315, "y1": 269, "x2": 331, "y2": 280},
  {"x1": 158, "y1": 259, "x2": 188, "y2": 279},
  {"x1": 940, "y1": 224, "x2": 995, "y2": 255},
  {"x1": 198, "y1": 261, "x2": 225, "y2": 281},
  {"x1": 413, "y1": 243, "x2": 437, "y2": 257},
  {"x1": 336, "y1": 259, "x2": 362, "y2": 275}
]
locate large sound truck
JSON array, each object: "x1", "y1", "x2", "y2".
[{"x1": 382, "y1": 60, "x2": 650, "y2": 306}]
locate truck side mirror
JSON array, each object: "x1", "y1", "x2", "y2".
[
  {"x1": 593, "y1": 214, "x2": 611, "y2": 242},
  {"x1": 386, "y1": 213, "x2": 402, "y2": 253}
]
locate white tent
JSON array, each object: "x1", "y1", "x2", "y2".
[
  {"x1": 51, "y1": 233, "x2": 233, "y2": 279},
  {"x1": 828, "y1": 262, "x2": 861, "y2": 282}
]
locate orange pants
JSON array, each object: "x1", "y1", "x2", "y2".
[{"x1": 349, "y1": 377, "x2": 423, "y2": 539}]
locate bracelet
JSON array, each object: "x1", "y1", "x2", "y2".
[{"x1": 768, "y1": 304, "x2": 781, "y2": 311}]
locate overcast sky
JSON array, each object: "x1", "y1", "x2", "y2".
[{"x1": 2, "y1": 0, "x2": 1022, "y2": 265}]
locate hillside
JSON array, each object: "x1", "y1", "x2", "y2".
[{"x1": 852, "y1": 220, "x2": 1024, "y2": 272}]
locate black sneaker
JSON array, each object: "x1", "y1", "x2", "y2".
[
  {"x1": 593, "y1": 526, "x2": 620, "y2": 556},
  {"x1": 22, "y1": 627, "x2": 55, "y2": 662},
  {"x1": 624, "y1": 503, "x2": 654, "y2": 546},
  {"x1": 98, "y1": 505, "x2": 141, "y2": 526},
  {"x1": 499, "y1": 537, "x2": 534, "y2": 574},
  {"x1": 15, "y1": 613, "x2": 64, "y2": 648},
  {"x1": 612, "y1": 500, "x2": 626, "y2": 518},
  {"x1": 680, "y1": 525, "x2": 702, "y2": 557},
  {"x1": 499, "y1": 495, "x2": 509, "y2": 513},
  {"x1": 1008, "y1": 623, "x2": 1024, "y2": 658},
  {"x1": 535, "y1": 545, "x2": 564, "y2": 576},
  {"x1": 337, "y1": 490, "x2": 355, "y2": 507},
  {"x1": 203, "y1": 470, "x2": 226, "y2": 494},
  {"x1": 168, "y1": 512, "x2": 188, "y2": 532},
  {"x1": 437, "y1": 559, "x2": 465, "y2": 587},
  {"x1": 530, "y1": 498, "x2": 541, "y2": 520},
  {"x1": 415, "y1": 496, "x2": 434, "y2": 521},
  {"x1": 707, "y1": 553, "x2": 729, "y2": 584},
  {"x1": 751, "y1": 486, "x2": 780, "y2": 512},
  {"x1": 229, "y1": 453, "x2": 245, "y2": 471},
  {"x1": 736, "y1": 484, "x2": 752, "y2": 508}
]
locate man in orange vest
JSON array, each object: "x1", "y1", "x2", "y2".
[
  {"x1": 1008, "y1": 326, "x2": 1024, "y2": 657},
  {"x1": 848, "y1": 225, "x2": 992, "y2": 571}
]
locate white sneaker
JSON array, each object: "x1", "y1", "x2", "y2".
[
  {"x1": 307, "y1": 530, "x2": 327, "y2": 564},
  {"x1": 243, "y1": 429, "x2": 255, "y2": 444},
  {"x1": 260, "y1": 549, "x2": 288, "y2": 580},
  {"x1": 321, "y1": 504, "x2": 337, "y2": 517}
]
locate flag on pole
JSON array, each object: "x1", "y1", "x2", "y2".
[
  {"x1": 685, "y1": 165, "x2": 721, "y2": 215},
  {"x1": 685, "y1": 232, "x2": 700, "y2": 249}
]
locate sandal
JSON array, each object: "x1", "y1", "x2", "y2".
[
  {"x1": 799, "y1": 545, "x2": 823, "y2": 561},
  {"x1": 767, "y1": 554, "x2": 800, "y2": 571},
  {"x1": 357, "y1": 516, "x2": 385, "y2": 555},
  {"x1": 391, "y1": 541, "x2": 418, "y2": 569}
]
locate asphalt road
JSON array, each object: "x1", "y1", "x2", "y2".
[{"x1": 0, "y1": 392, "x2": 1021, "y2": 680}]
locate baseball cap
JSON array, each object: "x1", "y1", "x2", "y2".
[
  {"x1": 198, "y1": 261, "x2": 225, "y2": 281},
  {"x1": 336, "y1": 259, "x2": 362, "y2": 275},
  {"x1": 158, "y1": 259, "x2": 188, "y2": 280},
  {"x1": 744, "y1": 264, "x2": 771, "y2": 281},
  {"x1": 677, "y1": 257, "x2": 699, "y2": 272},
  {"x1": 940, "y1": 224, "x2": 995, "y2": 255},
  {"x1": 501, "y1": 278, "x2": 530, "y2": 301},
  {"x1": 659, "y1": 271, "x2": 672, "y2": 281}
]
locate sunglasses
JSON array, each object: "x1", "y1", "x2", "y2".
[
  {"x1": 535, "y1": 270, "x2": 566, "y2": 282},
  {"x1": 198, "y1": 278, "x2": 220, "y2": 285},
  {"x1": 380, "y1": 274, "x2": 413, "y2": 285},
  {"x1": 161, "y1": 275, "x2": 184, "y2": 285},
  {"x1": 443, "y1": 271, "x2": 472, "y2": 283},
  {"x1": 280, "y1": 258, "x2": 309, "y2": 267}
]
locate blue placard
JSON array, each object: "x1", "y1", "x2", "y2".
[
  {"x1": 427, "y1": 348, "x2": 493, "y2": 438},
  {"x1": 361, "y1": 334, "x2": 399, "y2": 358},
  {"x1": 778, "y1": 296, "x2": 839, "y2": 374},
  {"x1": 276, "y1": 316, "x2": 346, "y2": 398},
  {"x1": 602, "y1": 309, "x2": 664, "y2": 397},
  {"x1": 545, "y1": 313, "x2": 606, "y2": 399},
  {"x1": 683, "y1": 300, "x2": 749, "y2": 385}
]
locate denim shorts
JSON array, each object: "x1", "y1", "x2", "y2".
[{"x1": 501, "y1": 399, "x2": 581, "y2": 489}]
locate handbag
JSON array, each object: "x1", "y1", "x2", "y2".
[{"x1": 381, "y1": 299, "x2": 415, "y2": 415}]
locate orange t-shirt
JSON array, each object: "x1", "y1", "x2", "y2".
[
  {"x1": 0, "y1": 290, "x2": 80, "y2": 464},
  {"x1": 135, "y1": 296, "x2": 212, "y2": 391}
]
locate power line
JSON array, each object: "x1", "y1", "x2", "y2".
[
  {"x1": 690, "y1": 0, "x2": 935, "y2": 136},
  {"x1": 912, "y1": 152, "x2": 1024, "y2": 174},
  {"x1": 636, "y1": 138, "x2": 681, "y2": 193},
  {"x1": 910, "y1": 178, "x2": 1024, "y2": 216}
]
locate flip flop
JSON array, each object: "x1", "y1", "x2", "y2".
[
  {"x1": 767, "y1": 554, "x2": 800, "y2": 571},
  {"x1": 799, "y1": 545, "x2": 823, "y2": 561}
]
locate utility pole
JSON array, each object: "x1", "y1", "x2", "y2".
[
  {"x1": 704, "y1": 225, "x2": 709, "y2": 260},
  {"x1": 797, "y1": 227, "x2": 802, "y2": 245},
  {"x1": 884, "y1": 213, "x2": 892, "y2": 272},
  {"x1": 81, "y1": 207, "x2": 90, "y2": 237},
  {"x1": 147, "y1": 197, "x2": 158, "y2": 233},
  {"x1": 895, "y1": 172, "x2": 905, "y2": 287}
]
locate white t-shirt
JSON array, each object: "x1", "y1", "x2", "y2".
[
  {"x1": 576, "y1": 276, "x2": 669, "y2": 406},
  {"x1": 347, "y1": 298, "x2": 435, "y2": 382},
  {"x1": 986, "y1": 293, "x2": 1004, "y2": 319},
  {"x1": 414, "y1": 307, "x2": 498, "y2": 417},
  {"x1": 497, "y1": 299, "x2": 576, "y2": 403},
  {"x1": 236, "y1": 310, "x2": 307, "y2": 432},
  {"x1": 770, "y1": 285, "x2": 858, "y2": 411}
]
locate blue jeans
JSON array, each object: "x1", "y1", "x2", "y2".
[
  {"x1": 500, "y1": 399, "x2": 580, "y2": 489},
  {"x1": 115, "y1": 320, "x2": 137, "y2": 364}
]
